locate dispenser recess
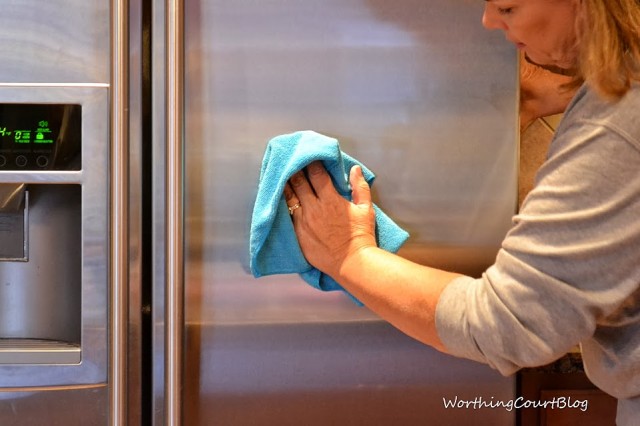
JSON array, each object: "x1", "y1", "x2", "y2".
[
  {"x1": 0, "y1": 102, "x2": 84, "y2": 363},
  {"x1": 0, "y1": 86, "x2": 108, "y2": 386}
]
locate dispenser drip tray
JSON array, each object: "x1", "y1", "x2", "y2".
[{"x1": 0, "y1": 338, "x2": 81, "y2": 364}]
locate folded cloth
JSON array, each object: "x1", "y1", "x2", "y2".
[{"x1": 249, "y1": 130, "x2": 409, "y2": 298}]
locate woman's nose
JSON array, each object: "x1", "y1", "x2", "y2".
[{"x1": 482, "y1": 4, "x2": 507, "y2": 31}]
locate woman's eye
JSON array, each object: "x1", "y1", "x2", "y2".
[{"x1": 497, "y1": 7, "x2": 514, "y2": 15}]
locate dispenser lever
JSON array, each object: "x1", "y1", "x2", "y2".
[
  {"x1": 0, "y1": 183, "x2": 25, "y2": 212},
  {"x1": 0, "y1": 184, "x2": 28, "y2": 261}
]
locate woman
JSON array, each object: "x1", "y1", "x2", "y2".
[{"x1": 284, "y1": 0, "x2": 640, "y2": 424}]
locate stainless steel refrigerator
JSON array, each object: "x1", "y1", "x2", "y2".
[{"x1": 0, "y1": 0, "x2": 519, "y2": 424}]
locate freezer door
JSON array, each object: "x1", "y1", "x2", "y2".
[{"x1": 154, "y1": 0, "x2": 518, "y2": 424}]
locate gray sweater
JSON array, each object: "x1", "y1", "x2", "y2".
[{"x1": 436, "y1": 82, "x2": 640, "y2": 425}]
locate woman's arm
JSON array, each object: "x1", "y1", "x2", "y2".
[{"x1": 336, "y1": 245, "x2": 462, "y2": 352}]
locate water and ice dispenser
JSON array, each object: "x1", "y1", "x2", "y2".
[{"x1": 0, "y1": 87, "x2": 108, "y2": 386}]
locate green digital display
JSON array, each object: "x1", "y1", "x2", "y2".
[
  {"x1": 0, "y1": 121, "x2": 56, "y2": 145},
  {"x1": 0, "y1": 104, "x2": 81, "y2": 170},
  {"x1": 1, "y1": 122, "x2": 54, "y2": 144}
]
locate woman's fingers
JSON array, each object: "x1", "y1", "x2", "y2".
[
  {"x1": 305, "y1": 161, "x2": 335, "y2": 200},
  {"x1": 283, "y1": 181, "x2": 297, "y2": 204},
  {"x1": 286, "y1": 163, "x2": 371, "y2": 219},
  {"x1": 283, "y1": 182, "x2": 302, "y2": 217},
  {"x1": 349, "y1": 165, "x2": 371, "y2": 207},
  {"x1": 288, "y1": 161, "x2": 339, "y2": 207},
  {"x1": 289, "y1": 169, "x2": 316, "y2": 204}
]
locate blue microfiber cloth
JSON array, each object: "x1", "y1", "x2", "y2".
[{"x1": 249, "y1": 130, "x2": 409, "y2": 298}]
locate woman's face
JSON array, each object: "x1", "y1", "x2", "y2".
[{"x1": 482, "y1": 0, "x2": 580, "y2": 70}]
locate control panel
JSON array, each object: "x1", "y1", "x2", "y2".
[{"x1": 0, "y1": 104, "x2": 81, "y2": 170}]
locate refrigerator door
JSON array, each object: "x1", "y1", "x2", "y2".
[
  {"x1": 154, "y1": 0, "x2": 518, "y2": 424},
  {"x1": 0, "y1": 1, "x2": 113, "y2": 424}
]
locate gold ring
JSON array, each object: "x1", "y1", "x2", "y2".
[{"x1": 288, "y1": 203, "x2": 301, "y2": 215}]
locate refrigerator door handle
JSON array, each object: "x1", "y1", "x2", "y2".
[
  {"x1": 165, "y1": 0, "x2": 185, "y2": 424},
  {"x1": 110, "y1": 0, "x2": 130, "y2": 424}
]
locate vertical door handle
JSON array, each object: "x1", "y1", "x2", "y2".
[
  {"x1": 110, "y1": 0, "x2": 129, "y2": 424},
  {"x1": 165, "y1": 0, "x2": 185, "y2": 424}
]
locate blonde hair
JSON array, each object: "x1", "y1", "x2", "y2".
[{"x1": 575, "y1": 0, "x2": 640, "y2": 100}]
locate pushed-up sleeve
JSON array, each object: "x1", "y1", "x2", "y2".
[{"x1": 436, "y1": 119, "x2": 640, "y2": 376}]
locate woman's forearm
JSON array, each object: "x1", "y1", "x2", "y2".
[{"x1": 333, "y1": 245, "x2": 463, "y2": 353}]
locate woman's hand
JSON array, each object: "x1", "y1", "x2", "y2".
[
  {"x1": 283, "y1": 161, "x2": 377, "y2": 279},
  {"x1": 284, "y1": 161, "x2": 460, "y2": 352}
]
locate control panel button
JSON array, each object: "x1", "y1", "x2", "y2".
[
  {"x1": 36, "y1": 155, "x2": 49, "y2": 168},
  {"x1": 15, "y1": 155, "x2": 28, "y2": 167}
]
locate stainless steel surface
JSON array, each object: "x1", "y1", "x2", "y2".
[
  {"x1": 0, "y1": 170, "x2": 83, "y2": 184},
  {"x1": 0, "y1": 339, "x2": 81, "y2": 365},
  {"x1": 0, "y1": 94, "x2": 109, "y2": 424},
  {"x1": 0, "y1": 86, "x2": 109, "y2": 393},
  {"x1": 165, "y1": 0, "x2": 186, "y2": 424},
  {"x1": 0, "y1": 0, "x2": 109, "y2": 84},
  {"x1": 0, "y1": 1, "x2": 115, "y2": 424},
  {"x1": 186, "y1": 322, "x2": 515, "y2": 426},
  {"x1": 176, "y1": 0, "x2": 518, "y2": 424},
  {"x1": 0, "y1": 385, "x2": 108, "y2": 425},
  {"x1": 109, "y1": 0, "x2": 129, "y2": 424}
]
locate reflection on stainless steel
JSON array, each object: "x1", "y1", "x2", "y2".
[{"x1": 174, "y1": 0, "x2": 518, "y2": 424}]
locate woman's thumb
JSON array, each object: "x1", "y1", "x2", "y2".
[{"x1": 350, "y1": 165, "x2": 371, "y2": 206}]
